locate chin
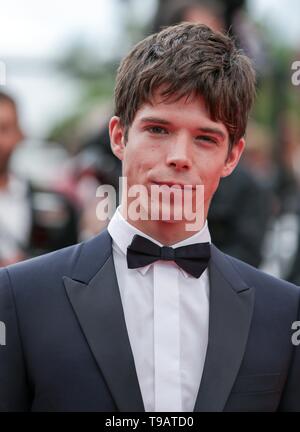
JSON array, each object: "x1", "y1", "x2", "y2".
[{"x1": 149, "y1": 204, "x2": 187, "y2": 224}]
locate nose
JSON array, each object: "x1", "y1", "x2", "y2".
[{"x1": 166, "y1": 133, "x2": 192, "y2": 171}]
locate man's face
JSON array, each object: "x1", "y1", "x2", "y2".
[
  {"x1": 0, "y1": 100, "x2": 23, "y2": 174},
  {"x1": 110, "y1": 89, "x2": 244, "y2": 226}
]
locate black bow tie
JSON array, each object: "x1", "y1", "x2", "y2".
[{"x1": 127, "y1": 234, "x2": 211, "y2": 278}]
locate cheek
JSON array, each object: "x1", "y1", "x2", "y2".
[
  {"x1": 197, "y1": 159, "x2": 225, "y2": 199},
  {"x1": 127, "y1": 137, "x2": 160, "y2": 165},
  {"x1": 123, "y1": 147, "x2": 155, "y2": 182}
]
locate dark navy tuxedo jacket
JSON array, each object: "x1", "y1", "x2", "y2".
[{"x1": 0, "y1": 228, "x2": 300, "y2": 412}]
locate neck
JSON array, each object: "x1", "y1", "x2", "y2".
[{"x1": 120, "y1": 204, "x2": 206, "y2": 246}]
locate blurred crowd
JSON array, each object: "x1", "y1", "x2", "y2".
[{"x1": 1, "y1": 0, "x2": 300, "y2": 285}]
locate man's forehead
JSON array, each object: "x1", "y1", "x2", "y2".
[
  {"x1": 134, "y1": 89, "x2": 228, "y2": 134},
  {"x1": 147, "y1": 86, "x2": 199, "y2": 106}
]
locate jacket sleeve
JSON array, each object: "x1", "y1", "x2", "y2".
[{"x1": 0, "y1": 268, "x2": 31, "y2": 411}]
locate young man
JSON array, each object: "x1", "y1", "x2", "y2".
[{"x1": 0, "y1": 23, "x2": 299, "y2": 412}]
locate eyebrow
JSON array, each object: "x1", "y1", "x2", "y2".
[
  {"x1": 139, "y1": 117, "x2": 171, "y2": 125},
  {"x1": 139, "y1": 117, "x2": 226, "y2": 140}
]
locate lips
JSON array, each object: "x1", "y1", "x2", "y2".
[{"x1": 152, "y1": 181, "x2": 196, "y2": 190}]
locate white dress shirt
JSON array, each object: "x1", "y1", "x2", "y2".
[
  {"x1": 107, "y1": 206, "x2": 211, "y2": 412},
  {"x1": 0, "y1": 175, "x2": 31, "y2": 261}
]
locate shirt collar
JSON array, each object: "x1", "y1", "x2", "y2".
[{"x1": 107, "y1": 205, "x2": 211, "y2": 278}]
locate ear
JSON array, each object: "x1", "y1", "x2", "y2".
[
  {"x1": 220, "y1": 137, "x2": 245, "y2": 178},
  {"x1": 109, "y1": 116, "x2": 126, "y2": 161}
]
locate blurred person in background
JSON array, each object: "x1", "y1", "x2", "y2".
[
  {"x1": 0, "y1": 92, "x2": 28, "y2": 266},
  {"x1": 260, "y1": 114, "x2": 300, "y2": 283},
  {"x1": 58, "y1": 124, "x2": 122, "y2": 241},
  {"x1": 0, "y1": 91, "x2": 78, "y2": 266},
  {"x1": 209, "y1": 121, "x2": 275, "y2": 268},
  {"x1": 208, "y1": 162, "x2": 273, "y2": 267},
  {"x1": 151, "y1": 0, "x2": 225, "y2": 33},
  {"x1": 286, "y1": 114, "x2": 300, "y2": 285}
]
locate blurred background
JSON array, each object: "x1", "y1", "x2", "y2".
[{"x1": 1, "y1": 0, "x2": 300, "y2": 284}]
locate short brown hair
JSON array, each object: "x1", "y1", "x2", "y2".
[{"x1": 114, "y1": 22, "x2": 256, "y2": 151}]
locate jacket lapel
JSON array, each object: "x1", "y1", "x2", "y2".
[
  {"x1": 193, "y1": 244, "x2": 255, "y2": 412},
  {"x1": 63, "y1": 229, "x2": 145, "y2": 412}
]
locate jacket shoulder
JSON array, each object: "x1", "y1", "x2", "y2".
[
  {"x1": 225, "y1": 252, "x2": 300, "y2": 299},
  {"x1": 1, "y1": 229, "x2": 112, "y2": 297}
]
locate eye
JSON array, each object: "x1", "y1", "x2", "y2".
[
  {"x1": 195, "y1": 135, "x2": 217, "y2": 144},
  {"x1": 147, "y1": 126, "x2": 168, "y2": 135}
]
